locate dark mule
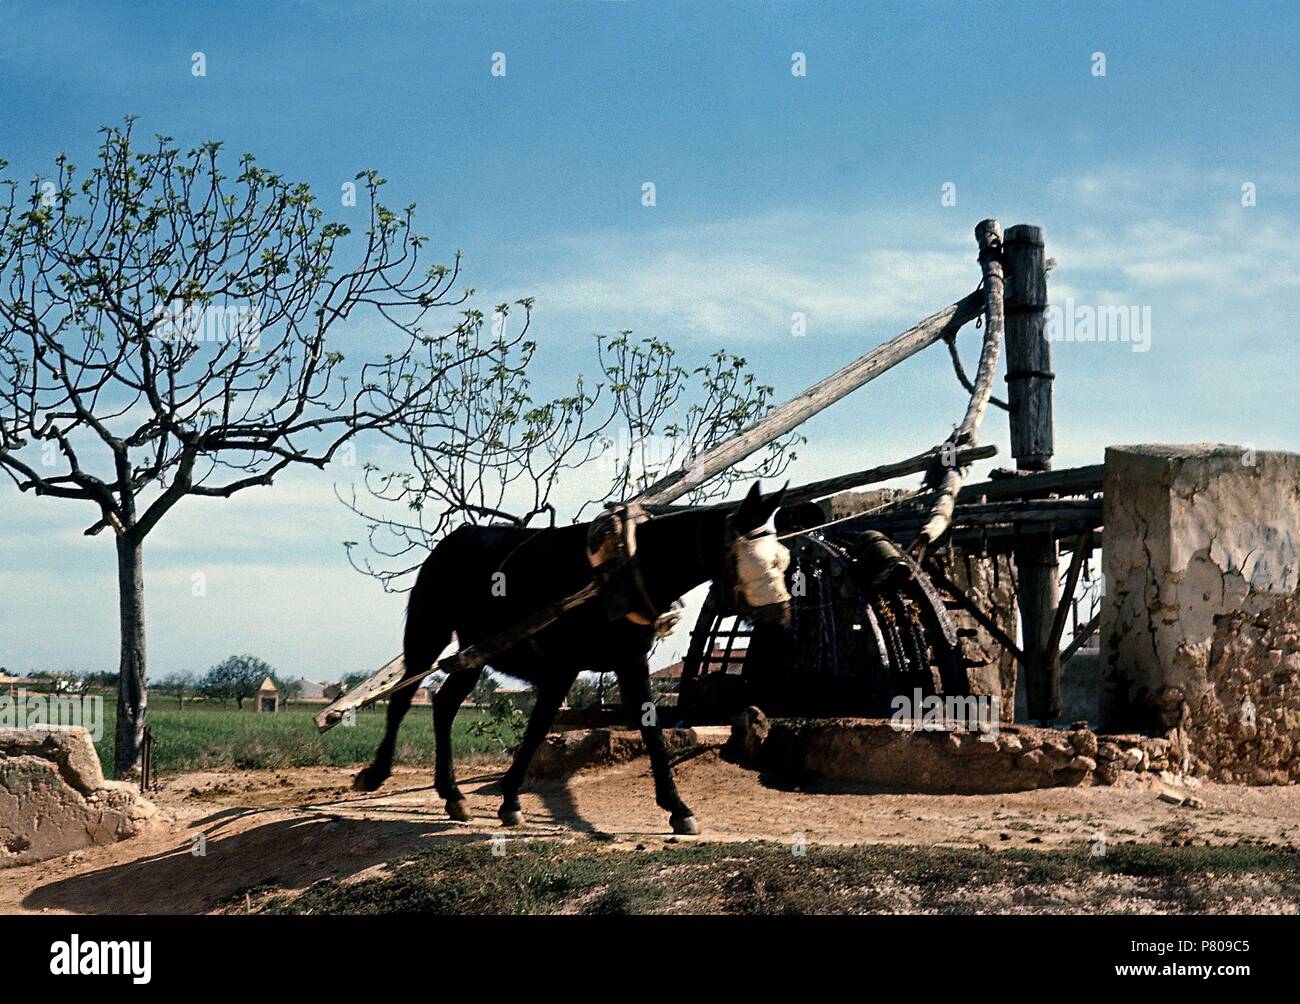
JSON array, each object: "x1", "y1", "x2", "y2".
[{"x1": 355, "y1": 482, "x2": 791, "y2": 835}]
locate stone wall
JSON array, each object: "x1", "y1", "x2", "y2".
[
  {"x1": 751, "y1": 717, "x2": 1177, "y2": 794},
  {"x1": 1186, "y1": 594, "x2": 1300, "y2": 784},
  {"x1": 1100, "y1": 444, "x2": 1300, "y2": 781}
]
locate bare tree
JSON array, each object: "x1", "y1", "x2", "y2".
[
  {"x1": 344, "y1": 329, "x2": 802, "y2": 590},
  {"x1": 0, "y1": 120, "x2": 493, "y2": 774}
]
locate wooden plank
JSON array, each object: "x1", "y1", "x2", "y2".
[
  {"x1": 868, "y1": 463, "x2": 1104, "y2": 518},
  {"x1": 313, "y1": 655, "x2": 407, "y2": 731},
  {"x1": 633, "y1": 288, "x2": 986, "y2": 506}
]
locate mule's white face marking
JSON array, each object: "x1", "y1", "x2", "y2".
[{"x1": 732, "y1": 528, "x2": 792, "y2": 610}]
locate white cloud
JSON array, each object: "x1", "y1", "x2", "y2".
[{"x1": 506, "y1": 209, "x2": 978, "y2": 343}]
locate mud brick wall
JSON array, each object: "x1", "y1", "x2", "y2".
[
  {"x1": 1100, "y1": 444, "x2": 1300, "y2": 782},
  {"x1": 1, "y1": 726, "x2": 156, "y2": 867}
]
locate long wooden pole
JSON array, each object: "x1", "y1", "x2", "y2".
[
  {"x1": 1003, "y1": 223, "x2": 1060, "y2": 723},
  {"x1": 913, "y1": 219, "x2": 1006, "y2": 550},
  {"x1": 633, "y1": 288, "x2": 985, "y2": 507},
  {"x1": 646, "y1": 443, "x2": 998, "y2": 514}
]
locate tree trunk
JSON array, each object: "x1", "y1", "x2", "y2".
[{"x1": 114, "y1": 535, "x2": 147, "y2": 778}]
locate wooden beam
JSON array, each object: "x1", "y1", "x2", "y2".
[
  {"x1": 856, "y1": 499, "x2": 1102, "y2": 532},
  {"x1": 633, "y1": 288, "x2": 986, "y2": 506},
  {"x1": 783, "y1": 445, "x2": 997, "y2": 509},
  {"x1": 1060, "y1": 612, "x2": 1101, "y2": 663},
  {"x1": 1004, "y1": 225, "x2": 1054, "y2": 471},
  {"x1": 957, "y1": 464, "x2": 1104, "y2": 503},
  {"x1": 646, "y1": 443, "x2": 998, "y2": 514},
  {"x1": 868, "y1": 463, "x2": 1104, "y2": 519},
  {"x1": 1046, "y1": 529, "x2": 1093, "y2": 659},
  {"x1": 914, "y1": 219, "x2": 1006, "y2": 550},
  {"x1": 924, "y1": 559, "x2": 1025, "y2": 665},
  {"x1": 1003, "y1": 223, "x2": 1060, "y2": 723}
]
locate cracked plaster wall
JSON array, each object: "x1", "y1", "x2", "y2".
[{"x1": 1100, "y1": 445, "x2": 1300, "y2": 779}]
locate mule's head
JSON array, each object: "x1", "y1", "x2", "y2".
[{"x1": 726, "y1": 482, "x2": 793, "y2": 626}]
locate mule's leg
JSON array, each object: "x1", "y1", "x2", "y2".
[
  {"x1": 496, "y1": 676, "x2": 573, "y2": 827},
  {"x1": 357, "y1": 553, "x2": 452, "y2": 793},
  {"x1": 616, "y1": 661, "x2": 698, "y2": 835},
  {"x1": 433, "y1": 667, "x2": 481, "y2": 821},
  {"x1": 354, "y1": 669, "x2": 422, "y2": 792}
]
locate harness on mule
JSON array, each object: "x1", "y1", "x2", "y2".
[{"x1": 586, "y1": 502, "x2": 683, "y2": 637}]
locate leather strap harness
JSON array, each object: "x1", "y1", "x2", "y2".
[{"x1": 586, "y1": 502, "x2": 661, "y2": 627}]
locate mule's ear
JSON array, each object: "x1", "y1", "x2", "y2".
[
  {"x1": 758, "y1": 481, "x2": 790, "y2": 529},
  {"x1": 734, "y1": 481, "x2": 765, "y2": 533}
]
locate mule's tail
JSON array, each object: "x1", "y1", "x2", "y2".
[{"x1": 402, "y1": 536, "x2": 456, "y2": 681}]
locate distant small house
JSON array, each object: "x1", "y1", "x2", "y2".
[
  {"x1": 653, "y1": 648, "x2": 747, "y2": 681},
  {"x1": 256, "y1": 676, "x2": 280, "y2": 713},
  {"x1": 296, "y1": 679, "x2": 329, "y2": 703},
  {"x1": 652, "y1": 650, "x2": 746, "y2": 703},
  {"x1": 322, "y1": 682, "x2": 346, "y2": 701}
]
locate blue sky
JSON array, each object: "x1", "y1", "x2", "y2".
[{"x1": 1, "y1": 0, "x2": 1297, "y2": 681}]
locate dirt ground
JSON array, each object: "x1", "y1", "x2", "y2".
[{"x1": 5, "y1": 750, "x2": 1300, "y2": 915}]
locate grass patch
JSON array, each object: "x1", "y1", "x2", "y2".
[
  {"x1": 252, "y1": 839, "x2": 1300, "y2": 916},
  {"x1": 92, "y1": 698, "x2": 500, "y2": 775}
]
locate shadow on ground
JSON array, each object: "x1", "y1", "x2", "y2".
[{"x1": 22, "y1": 811, "x2": 473, "y2": 915}]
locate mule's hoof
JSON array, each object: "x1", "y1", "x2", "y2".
[
  {"x1": 352, "y1": 767, "x2": 387, "y2": 792},
  {"x1": 498, "y1": 808, "x2": 524, "y2": 827},
  {"x1": 446, "y1": 799, "x2": 470, "y2": 822},
  {"x1": 670, "y1": 814, "x2": 700, "y2": 836}
]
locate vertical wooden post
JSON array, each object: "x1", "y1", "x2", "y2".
[{"x1": 1003, "y1": 224, "x2": 1060, "y2": 722}]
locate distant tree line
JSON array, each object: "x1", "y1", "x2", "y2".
[{"x1": 9, "y1": 655, "x2": 306, "y2": 710}]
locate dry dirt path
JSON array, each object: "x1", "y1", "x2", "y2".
[{"x1": 5, "y1": 750, "x2": 1299, "y2": 914}]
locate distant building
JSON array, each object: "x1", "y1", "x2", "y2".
[
  {"x1": 295, "y1": 679, "x2": 330, "y2": 703},
  {"x1": 654, "y1": 649, "x2": 747, "y2": 682},
  {"x1": 256, "y1": 676, "x2": 279, "y2": 713}
]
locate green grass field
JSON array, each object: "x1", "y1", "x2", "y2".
[{"x1": 92, "y1": 698, "x2": 501, "y2": 776}]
